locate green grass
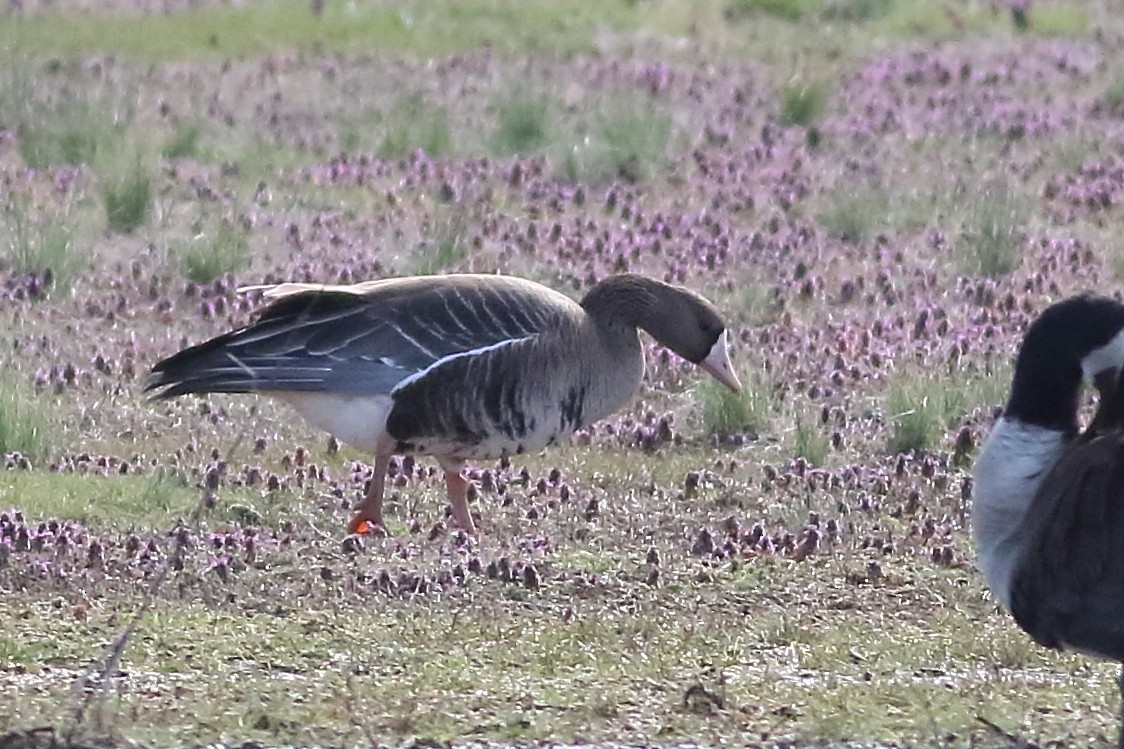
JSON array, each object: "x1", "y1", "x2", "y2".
[
  {"x1": 563, "y1": 97, "x2": 672, "y2": 185},
  {"x1": 0, "y1": 201, "x2": 77, "y2": 292},
  {"x1": 725, "y1": 0, "x2": 822, "y2": 21},
  {"x1": 379, "y1": 95, "x2": 454, "y2": 159},
  {"x1": 886, "y1": 368, "x2": 1008, "y2": 455},
  {"x1": 1026, "y1": 5, "x2": 1089, "y2": 36},
  {"x1": 887, "y1": 381, "x2": 946, "y2": 456},
  {"x1": 779, "y1": 80, "x2": 827, "y2": 128},
  {"x1": 875, "y1": 0, "x2": 1002, "y2": 38},
  {"x1": 0, "y1": 0, "x2": 641, "y2": 63},
  {"x1": 1110, "y1": 245, "x2": 1124, "y2": 284},
  {"x1": 0, "y1": 67, "x2": 132, "y2": 169},
  {"x1": 490, "y1": 86, "x2": 552, "y2": 157},
  {"x1": 817, "y1": 187, "x2": 888, "y2": 243},
  {"x1": 731, "y1": 282, "x2": 780, "y2": 325},
  {"x1": 103, "y1": 167, "x2": 152, "y2": 234},
  {"x1": 792, "y1": 412, "x2": 830, "y2": 466},
  {"x1": 413, "y1": 208, "x2": 472, "y2": 274},
  {"x1": 957, "y1": 177, "x2": 1030, "y2": 278},
  {"x1": 821, "y1": 0, "x2": 895, "y2": 21},
  {"x1": 162, "y1": 120, "x2": 203, "y2": 160},
  {"x1": 1102, "y1": 69, "x2": 1124, "y2": 117},
  {"x1": 0, "y1": 380, "x2": 49, "y2": 459},
  {"x1": 179, "y1": 218, "x2": 252, "y2": 284},
  {"x1": 1, "y1": 472, "x2": 197, "y2": 530},
  {"x1": 1, "y1": 467, "x2": 294, "y2": 533},
  {"x1": 698, "y1": 370, "x2": 772, "y2": 440}
]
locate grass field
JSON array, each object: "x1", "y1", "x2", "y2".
[{"x1": 1, "y1": 0, "x2": 1123, "y2": 746}]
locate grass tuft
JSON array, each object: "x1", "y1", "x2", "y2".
[
  {"x1": 779, "y1": 81, "x2": 827, "y2": 128},
  {"x1": 1102, "y1": 71, "x2": 1124, "y2": 117},
  {"x1": 725, "y1": 0, "x2": 820, "y2": 21},
  {"x1": 163, "y1": 120, "x2": 203, "y2": 160},
  {"x1": 733, "y1": 282, "x2": 781, "y2": 326},
  {"x1": 793, "y1": 413, "x2": 829, "y2": 466},
  {"x1": 180, "y1": 217, "x2": 251, "y2": 284},
  {"x1": 0, "y1": 380, "x2": 49, "y2": 460},
  {"x1": 563, "y1": 97, "x2": 671, "y2": 185},
  {"x1": 817, "y1": 187, "x2": 889, "y2": 243},
  {"x1": 821, "y1": 0, "x2": 894, "y2": 21},
  {"x1": 0, "y1": 67, "x2": 133, "y2": 169},
  {"x1": 958, "y1": 177, "x2": 1029, "y2": 278},
  {"x1": 414, "y1": 209, "x2": 471, "y2": 275},
  {"x1": 379, "y1": 95, "x2": 453, "y2": 159},
  {"x1": 887, "y1": 386, "x2": 944, "y2": 456},
  {"x1": 0, "y1": 201, "x2": 77, "y2": 293},
  {"x1": 698, "y1": 370, "x2": 771, "y2": 440},
  {"x1": 1026, "y1": 6, "x2": 1088, "y2": 36},
  {"x1": 886, "y1": 368, "x2": 1007, "y2": 455},
  {"x1": 491, "y1": 87, "x2": 552, "y2": 157},
  {"x1": 103, "y1": 166, "x2": 152, "y2": 234}
]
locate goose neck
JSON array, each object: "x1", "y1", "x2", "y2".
[{"x1": 580, "y1": 275, "x2": 658, "y2": 331}]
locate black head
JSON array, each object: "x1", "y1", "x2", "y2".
[{"x1": 1007, "y1": 294, "x2": 1124, "y2": 430}]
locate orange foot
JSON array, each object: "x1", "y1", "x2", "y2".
[{"x1": 347, "y1": 515, "x2": 387, "y2": 537}]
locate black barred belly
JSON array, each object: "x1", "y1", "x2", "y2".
[{"x1": 385, "y1": 345, "x2": 589, "y2": 460}]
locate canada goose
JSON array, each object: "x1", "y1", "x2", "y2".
[
  {"x1": 973, "y1": 293, "x2": 1124, "y2": 746},
  {"x1": 147, "y1": 273, "x2": 741, "y2": 535}
]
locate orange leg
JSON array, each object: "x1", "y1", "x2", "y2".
[
  {"x1": 348, "y1": 451, "x2": 391, "y2": 534},
  {"x1": 444, "y1": 467, "x2": 476, "y2": 533}
]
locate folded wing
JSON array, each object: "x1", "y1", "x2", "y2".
[{"x1": 145, "y1": 278, "x2": 568, "y2": 399}]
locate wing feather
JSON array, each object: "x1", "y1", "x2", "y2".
[{"x1": 146, "y1": 275, "x2": 579, "y2": 399}]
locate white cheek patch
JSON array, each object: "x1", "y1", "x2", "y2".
[{"x1": 1081, "y1": 327, "x2": 1124, "y2": 379}]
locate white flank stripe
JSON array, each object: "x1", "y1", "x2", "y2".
[{"x1": 392, "y1": 335, "x2": 537, "y2": 394}]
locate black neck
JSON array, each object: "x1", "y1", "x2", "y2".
[{"x1": 1005, "y1": 359, "x2": 1081, "y2": 433}]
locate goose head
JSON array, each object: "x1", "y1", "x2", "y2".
[
  {"x1": 645, "y1": 287, "x2": 741, "y2": 393},
  {"x1": 1006, "y1": 294, "x2": 1124, "y2": 433},
  {"x1": 581, "y1": 275, "x2": 742, "y2": 393}
]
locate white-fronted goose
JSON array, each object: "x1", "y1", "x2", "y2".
[
  {"x1": 973, "y1": 294, "x2": 1124, "y2": 746},
  {"x1": 147, "y1": 273, "x2": 741, "y2": 535}
]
